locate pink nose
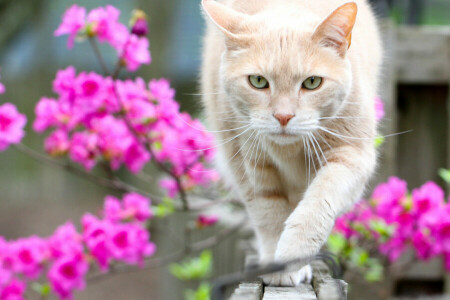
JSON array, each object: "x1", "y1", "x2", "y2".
[{"x1": 274, "y1": 114, "x2": 294, "y2": 127}]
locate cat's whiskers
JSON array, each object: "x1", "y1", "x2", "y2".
[
  {"x1": 253, "y1": 133, "x2": 264, "y2": 196},
  {"x1": 236, "y1": 131, "x2": 261, "y2": 190},
  {"x1": 173, "y1": 126, "x2": 252, "y2": 152},
  {"x1": 176, "y1": 112, "x2": 251, "y2": 134},
  {"x1": 311, "y1": 133, "x2": 328, "y2": 168},
  {"x1": 317, "y1": 126, "x2": 412, "y2": 142}
]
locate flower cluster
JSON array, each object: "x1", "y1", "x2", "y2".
[
  {"x1": 0, "y1": 103, "x2": 26, "y2": 152},
  {"x1": 334, "y1": 177, "x2": 450, "y2": 270},
  {"x1": 0, "y1": 193, "x2": 155, "y2": 299},
  {"x1": 55, "y1": 5, "x2": 150, "y2": 71},
  {"x1": 33, "y1": 67, "x2": 217, "y2": 196}
]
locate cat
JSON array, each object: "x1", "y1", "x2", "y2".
[{"x1": 200, "y1": 0, "x2": 381, "y2": 286}]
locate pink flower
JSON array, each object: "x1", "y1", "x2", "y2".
[
  {"x1": 121, "y1": 35, "x2": 151, "y2": 72},
  {"x1": 48, "y1": 254, "x2": 88, "y2": 300},
  {"x1": 103, "y1": 193, "x2": 152, "y2": 223},
  {"x1": 45, "y1": 129, "x2": 70, "y2": 156},
  {"x1": 48, "y1": 222, "x2": 83, "y2": 259},
  {"x1": 124, "y1": 142, "x2": 150, "y2": 173},
  {"x1": 159, "y1": 178, "x2": 179, "y2": 198},
  {"x1": 69, "y1": 132, "x2": 98, "y2": 170},
  {"x1": 0, "y1": 103, "x2": 27, "y2": 151},
  {"x1": 108, "y1": 223, "x2": 156, "y2": 265},
  {"x1": 87, "y1": 5, "x2": 129, "y2": 51},
  {"x1": 412, "y1": 181, "x2": 445, "y2": 215},
  {"x1": 375, "y1": 96, "x2": 384, "y2": 122},
  {"x1": 0, "y1": 83, "x2": 5, "y2": 95},
  {"x1": 196, "y1": 214, "x2": 219, "y2": 228},
  {"x1": 81, "y1": 214, "x2": 112, "y2": 271},
  {"x1": 103, "y1": 196, "x2": 122, "y2": 223},
  {"x1": 54, "y1": 5, "x2": 86, "y2": 49},
  {"x1": 123, "y1": 193, "x2": 152, "y2": 222},
  {"x1": 9, "y1": 237, "x2": 47, "y2": 279},
  {"x1": 0, "y1": 279, "x2": 26, "y2": 300}
]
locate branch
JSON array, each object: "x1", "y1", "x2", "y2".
[
  {"x1": 13, "y1": 143, "x2": 161, "y2": 203},
  {"x1": 111, "y1": 82, "x2": 190, "y2": 210},
  {"x1": 88, "y1": 37, "x2": 111, "y2": 75}
]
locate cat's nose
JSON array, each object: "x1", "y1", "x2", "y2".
[{"x1": 273, "y1": 113, "x2": 294, "y2": 127}]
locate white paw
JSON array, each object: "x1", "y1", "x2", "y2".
[{"x1": 262, "y1": 264, "x2": 312, "y2": 287}]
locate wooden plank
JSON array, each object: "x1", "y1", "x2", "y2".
[
  {"x1": 263, "y1": 285, "x2": 317, "y2": 300},
  {"x1": 395, "y1": 26, "x2": 450, "y2": 84}
]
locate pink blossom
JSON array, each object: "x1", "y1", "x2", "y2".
[
  {"x1": 124, "y1": 142, "x2": 150, "y2": 173},
  {"x1": 121, "y1": 35, "x2": 151, "y2": 72},
  {"x1": 48, "y1": 254, "x2": 88, "y2": 300},
  {"x1": 0, "y1": 83, "x2": 5, "y2": 95},
  {"x1": 196, "y1": 214, "x2": 219, "y2": 228},
  {"x1": 87, "y1": 5, "x2": 129, "y2": 51},
  {"x1": 412, "y1": 181, "x2": 445, "y2": 215},
  {"x1": 108, "y1": 223, "x2": 155, "y2": 265},
  {"x1": 0, "y1": 279, "x2": 26, "y2": 300},
  {"x1": 375, "y1": 96, "x2": 384, "y2": 122},
  {"x1": 103, "y1": 193, "x2": 152, "y2": 223},
  {"x1": 122, "y1": 193, "x2": 152, "y2": 222},
  {"x1": 81, "y1": 214, "x2": 112, "y2": 271},
  {"x1": 9, "y1": 237, "x2": 47, "y2": 279},
  {"x1": 69, "y1": 132, "x2": 98, "y2": 170},
  {"x1": 54, "y1": 5, "x2": 86, "y2": 49},
  {"x1": 0, "y1": 103, "x2": 27, "y2": 151},
  {"x1": 45, "y1": 129, "x2": 70, "y2": 156},
  {"x1": 159, "y1": 178, "x2": 179, "y2": 198},
  {"x1": 48, "y1": 222, "x2": 83, "y2": 259},
  {"x1": 103, "y1": 196, "x2": 122, "y2": 223}
]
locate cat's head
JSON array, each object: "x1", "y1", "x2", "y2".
[{"x1": 202, "y1": 0, "x2": 357, "y2": 144}]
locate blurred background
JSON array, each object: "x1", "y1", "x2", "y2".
[{"x1": 0, "y1": 0, "x2": 448, "y2": 299}]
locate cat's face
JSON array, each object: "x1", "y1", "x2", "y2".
[{"x1": 203, "y1": 1, "x2": 357, "y2": 144}]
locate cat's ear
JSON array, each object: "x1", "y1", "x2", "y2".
[
  {"x1": 312, "y1": 2, "x2": 357, "y2": 57},
  {"x1": 202, "y1": 0, "x2": 249, "y2": 46}
]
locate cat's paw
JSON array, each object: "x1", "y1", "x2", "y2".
[{"x1": 262, "y1": 264, "x2": 312, "y2": 286}]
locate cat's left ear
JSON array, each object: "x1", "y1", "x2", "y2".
[{"x1": 312, "y1": 2, "x2": 357, "y2": 57}]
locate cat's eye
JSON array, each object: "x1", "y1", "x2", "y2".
[
  {"x1": 248, "y1": 75, "x2": 269, "y2": 89},
  {"x1": 302, "y1": 76, "x2": 323, "y2": 90}
]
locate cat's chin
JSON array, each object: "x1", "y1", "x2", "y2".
[{"x1": 267, "y1": 133, "x2": 303, "y2": 145}]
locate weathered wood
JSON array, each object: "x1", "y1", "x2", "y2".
[
  {"x1": 395, "y1": 26, "x2": 450, "y2": 84},
  {"x1": 311, "y1": 261, "x2": 348, "y2": 300},
  {"x1": 263, "y1": 285, "x2": 317, "y2": 300}
]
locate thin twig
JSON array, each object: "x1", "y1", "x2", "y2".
[
  {"x1": 13, "y1": 143, "x2": 161, "y2": 203},
  {"x1": 111, "y1": 82, "x2": 190, "y2": 210},
  {"x1": 88, "y1": 37, "x2": 111, "y2": 75}
]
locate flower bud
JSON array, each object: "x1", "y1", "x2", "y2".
[{"x1": 130, "y1": 10, "x2": 148, "y2": 37}]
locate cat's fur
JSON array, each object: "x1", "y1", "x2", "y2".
[{"x1": 201, "y1": 0, "x2": 381, "y2": 286}]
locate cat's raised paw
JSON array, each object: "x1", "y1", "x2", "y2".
[{"x1": 262, "y1": 264, "x2": 312, "y2": 287}]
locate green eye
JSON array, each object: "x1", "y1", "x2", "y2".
[
  {"x1": 248, "y1": 75, "x2": 269, "y2": 89},
  {"x1": 302, "y1": 76, "x2": 323, "y2": 90}
]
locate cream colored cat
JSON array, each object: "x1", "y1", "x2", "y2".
[{"x1": 201, "y1": 0, "x2": 381, "y2": 286}]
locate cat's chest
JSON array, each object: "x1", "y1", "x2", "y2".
[{"x1": 269, "y1": 150, "x2": 312, "y2": 204}]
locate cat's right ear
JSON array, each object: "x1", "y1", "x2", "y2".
[{"x1": 202, "y1": 0, "x2": 249, "y2": 47}]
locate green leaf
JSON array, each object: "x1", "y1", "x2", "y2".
[
  {"x1": 170, "y1": 250, "x2": 213, "y2": 281},
  {"x1": 350, "y1": 248, "x2": 369, "y2": 267},
  {"x1": 31, "y1": 282, "x2": 51, "y2": 296},
  {"x1": 364, "y1": 259, "x2": 384, "y2": 282},
  {"x1": 327, "y1": 233, "x2": 347, "y2": 254},
  {"x1": 153, "y1": 197, "x2": 175, "y2": 218},
  {"x1": 439, "y1": 168, "x2": 450, "y2": 183},
  {"x1": 374, "y1": 136, "x2": 385, "y2": 148},
  {"x1": 185, "y1": 282, "x2": 211, "y2": 300}
]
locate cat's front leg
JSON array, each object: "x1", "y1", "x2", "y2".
[{"x1": 274, "y1": 146, "x2": 376, "y2": 282}]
